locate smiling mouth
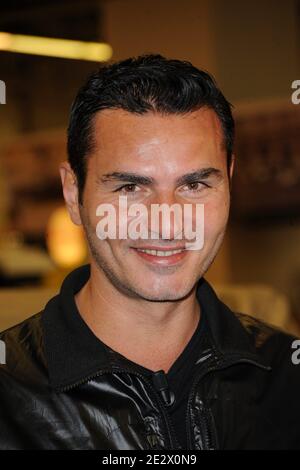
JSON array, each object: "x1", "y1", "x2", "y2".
[
  {"x1": 136, "y1": 248, "x2": 184, "y2": 256},
  {"x1": 131, "y1": 246, "x2": 188, "y2": 265}
]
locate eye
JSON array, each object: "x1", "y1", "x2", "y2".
[
  {"x1": 184, "y1": 182, "x2": 207, "y2": 192},
  {"x1": 116, "y1": 183, "x2": 140, "y2": 193}
]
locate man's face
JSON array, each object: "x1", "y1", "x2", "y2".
[{"x1": 64, "y1": 108, "x2": 233, "y2": 301}]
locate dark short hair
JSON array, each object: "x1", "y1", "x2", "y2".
[{"x1": 67, "y1": 54, "x2": 234, "y2": 203}]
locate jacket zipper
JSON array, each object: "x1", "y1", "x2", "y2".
[
  {"x1": 59, "y1": 356, "x2": 270, "y2": 451},
  {"x1": 59, "y1": 366, "x2": 182, "y2": 450},
  {"x1": 185, "y1": 356, "x2": 271, "y2": 450}
]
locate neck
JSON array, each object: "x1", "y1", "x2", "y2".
[{"x1": 75, "y1": 261, "x2": 201, "y2": 373}]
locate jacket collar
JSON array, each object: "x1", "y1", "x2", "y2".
[{"x1": 42, "y1": 264, "x2": 270, "y2": 391}]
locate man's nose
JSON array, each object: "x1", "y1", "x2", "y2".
[{"x1": 146, "y1": 191, "x2": 184, "y2": 241}]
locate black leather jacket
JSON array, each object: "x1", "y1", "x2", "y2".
[{"x1": 0, "y1": 265, "x2": 299, "y2": 450}]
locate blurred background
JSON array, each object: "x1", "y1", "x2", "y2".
[{"x1": 0, "y1": 0, "x2": 299, "y2": 335}]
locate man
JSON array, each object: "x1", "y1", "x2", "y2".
[{"x1": 0, "y1": 54, "x2": 299, "y2": 450}]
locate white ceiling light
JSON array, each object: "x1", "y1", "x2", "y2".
[{"x1": 0, "y1": 32, "x2": 113, "y2": 62}]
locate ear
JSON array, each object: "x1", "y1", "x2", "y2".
[
  {"x1": 229, "y1": 154, "x2": 235, "y2": 180},
  {"x1": 228, "y1": 153, "x2": 235, "y2": 188},
  {"x1": 59, "y1": 161, "x2": 82, "y2": 226},
  {"x1": 227, "y1": 154, "x2": 235, "y2": 192}
]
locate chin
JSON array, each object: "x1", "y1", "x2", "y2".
[
  {"x1": 139, "y1": 293, "x2": 188, "y2": 302},
  {"x1": 134, "y1": 283, "x2": 193, "y2": 302}
]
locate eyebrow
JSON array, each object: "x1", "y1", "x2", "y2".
[
  {"x1": 99, "y1": 167, "x2": 222, "y2": 187},
  {"x1": 175, "y1": 168, "x2": 223, "y2": 186},
  {"x1": 99, "y1": 172, "x2": 154, "y2": 186}
]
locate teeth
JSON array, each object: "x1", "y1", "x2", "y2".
[{"x1": 137, "y1": 249, "x2": 183, "y2": 256}]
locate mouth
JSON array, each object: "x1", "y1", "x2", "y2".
[{"x1": 130, "y1": 245, "x2": 188, "y2": 266}]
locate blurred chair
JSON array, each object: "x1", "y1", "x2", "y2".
[
  {"x1": 215, "y1": 283, "x2": 299, "y2": 336},
  {"x1": 0, "y1": 287, "x2": 57, "y2": 331}
]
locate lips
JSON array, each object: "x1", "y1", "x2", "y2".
[
  {"x1": 131, "y1": 245, "x2": 187, "y2": 266},
  {"x1": 136, "y1": 248, "x2": 184, "y2": 256},
  {"x1": 131, "y1": 244, "x2": 186, "y2": 251}
]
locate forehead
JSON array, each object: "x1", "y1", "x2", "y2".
[{"x1": 90, "y1": 108, "x2": 226, "y2": 171}]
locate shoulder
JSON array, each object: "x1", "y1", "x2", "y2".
[
  {"x1": 234, "y1": 311, "x2": 299, "y2": 371},
  {"x1": 0, "y1": 311, "x2": 43, "y2": 355},
  {"x1": 0, "y1": 312, "x2": 48, "y2": 385},
  {"x1": 234, "y1": 312, "x2": 300, "y2": 447}
]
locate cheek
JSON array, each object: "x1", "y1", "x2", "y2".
[{"x1": 203, "y1": 196, "x2": 230, "y2": 240}]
